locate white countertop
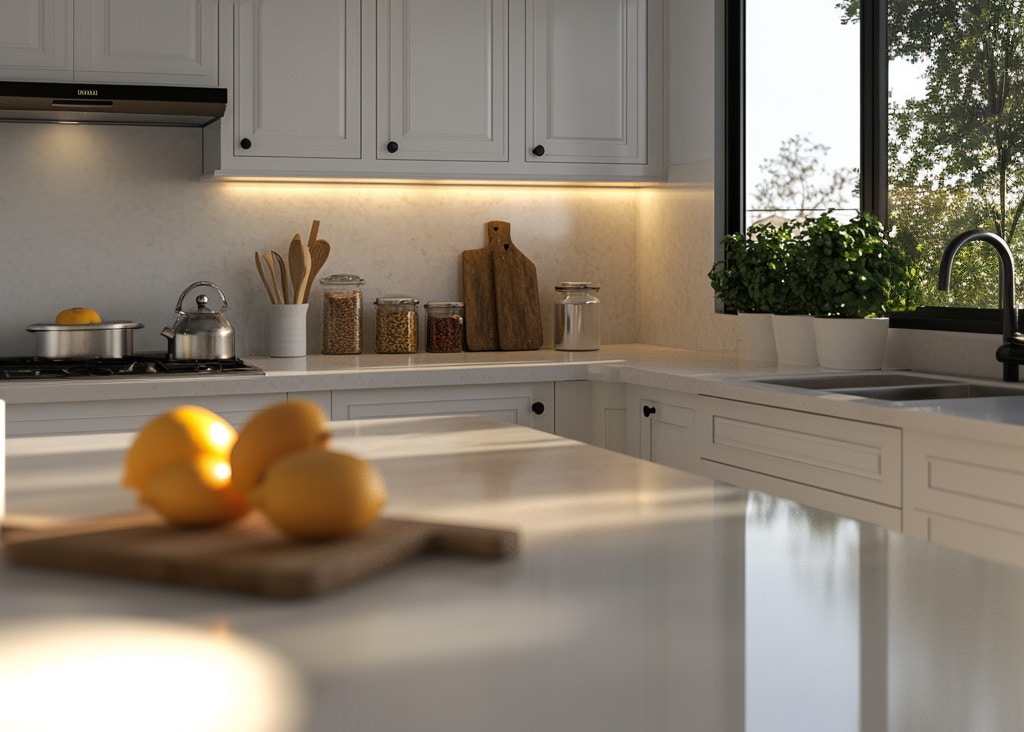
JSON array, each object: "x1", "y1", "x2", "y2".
[
  {"x1": 6, "y1": 344, "x2": 1024, "y2": 443},
  {"x1": 4, "y1": 415, "x2": 1024, "y2": 731}
]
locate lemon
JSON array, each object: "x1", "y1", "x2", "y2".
[
  {"x1": 122, "y1": 405, "x2": 238, "y2": 491},
  {"x1": 231, "y1": 400, "x2": 330, "y2": 495},
  {"x1": 141, "y1": 455, "x2": 250, "y2": 527},
  {"x1": 55, "y1": 307, "x2": 102, "y2": 325},
  {"x1": 250, "y1": 448, "x2": 387, "y2": 541}
]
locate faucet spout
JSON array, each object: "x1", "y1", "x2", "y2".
[{"x1": 938, "y1": 229, "x2": 1021, "y2": 381}]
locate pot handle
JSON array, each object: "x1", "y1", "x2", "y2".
[{"x1": 175, "y1": 281, "x2": 229, "y2": 314}]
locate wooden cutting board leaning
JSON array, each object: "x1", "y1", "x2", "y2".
[
  {"x1": 461, "y1": 221, "x2": 543, "y2": 351},
  {"x1": 2, "y1": 512, "x2": 518, "y2": 599}
]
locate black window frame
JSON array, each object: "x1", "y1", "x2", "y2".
[{"x1": 718, "y1": 0, "x2": 1007, "y2": 334}]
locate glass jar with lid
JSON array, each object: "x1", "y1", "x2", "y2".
[
  {"x1": 320, "y1": 274, "x2": 364, "y2": 354},
  {"x1": 554, "y1": 282, "x2": 601, "y2": 351},
  {"x1": 374, "y1": 296, "x2": 419, "y2": 353},
  {"x1": 425, "y1": 301, "x2": 465, "y2": 353}
]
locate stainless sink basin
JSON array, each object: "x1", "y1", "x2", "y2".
[{"x1": 755, "y1": 372, "x2": 1024, "y2": 401}]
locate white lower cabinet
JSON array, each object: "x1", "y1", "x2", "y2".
[
  {"x1": 904, "y1": 431, "x2": 1024, "y2": 567},
  {"x1": 553, "y1": 380, "x2": 626, "y2": 452},
  {"x1": 5, "y1": 392, "x2": 285, "y2": 436},
  {"x1": 627, "y1": 385, "x2": 700, "y2": 473},
  {"x1": 695, "y1": 396, "x2": 902, "y2": 531},
  {"x1": 330, "y1": 382, "x2": 554, "y2": 432}
]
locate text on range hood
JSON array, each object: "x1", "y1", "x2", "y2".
[{"x1": 0, "y1": 81, "x2": 227, "y2": 127}]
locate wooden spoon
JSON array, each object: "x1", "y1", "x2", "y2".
[
  {"x1": 262, "y1": 251, "x2": 285, "y2": 305},
  {"x1": 301, "y1": 238, "x2": 331, "y2": 303},
  {"x1": 271, "y1": 249, "x2": 290, "y2": 304},
  {"x1": 255, "y1": 251, "x2": 277, "y2": 304},
  {"x1": 288, "y1": 234, "x2": 308, "y2": 304}
]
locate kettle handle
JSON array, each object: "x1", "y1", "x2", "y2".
[{"x1": 175, "y1": 281, "x2": 229, "y2": 314}]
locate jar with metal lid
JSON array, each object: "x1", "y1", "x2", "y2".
[
  {"x1": 425, "y1": 301, "x2": 465, "y2": 353},
  {"x1": 321, "y1": 274, "x2": 364, "y2": 354},
  {"x1": 374, "y1": 296, "x2": 419, "y2": 353},
  {"x1": 554, "y1": 282, "x2": 601, "y2": 351}
]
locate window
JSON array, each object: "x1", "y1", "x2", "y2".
[{"x1": 723, "y1": 0, "x2": 1021, "y2": 329}]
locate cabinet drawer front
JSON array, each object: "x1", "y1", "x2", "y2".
[
  {"x1": 905, "y1": 432, "x2": 1024, "y2": 536},
  {"x1": 699, "y1": 397, "x2": 901, "y2": 507},
  {"x1": 917, "y1": 512, "x2": 1024, "y2": 568}
]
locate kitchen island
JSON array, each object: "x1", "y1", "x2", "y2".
[{"x1": 3, "y1": 415, "x2": 1024, "y2": 731}]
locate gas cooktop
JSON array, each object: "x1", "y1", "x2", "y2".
[{"x1": 0, "y1": 352, "x2": 264, "y2": 380}]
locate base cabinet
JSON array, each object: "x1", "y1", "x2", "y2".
[
  {"x1": 5, "y1": 392, "x2": 284, "y2": 436},
  {"x1": 626, "y1": 385, "x2": 699, "y2": 473},
  {"x1": 330, "y1": 382, "x2": 555, "y2": 432},
  {"x1": 695, "y1": 396, "x2": 902, "y2": 531},
  {"x1": 904, "y1": 431, "x2": 1024, "y2": 567},
  {"x1": 554, "y1": 380, "x2": 626, "y2": 452}
]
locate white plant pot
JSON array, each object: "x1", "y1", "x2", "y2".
[
  {"x1": 737, "y1": 312, "x2": 776, "y2": 362},
  {"x1": 813, "y1": 317, "x2": 889, "y2": 370},
  {"x1": 771, "y1": 315, "x2": 819, "y2": 366}
]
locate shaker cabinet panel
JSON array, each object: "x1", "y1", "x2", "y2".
[
  {"x1": 75, "y1": 0, "x2": 219, "y2": 85},
  {"x1": 377, "y1": 0, "x2": 507, "y2": 162},
  {"x1": 627, "y1": 386, "x2": 699, "y2": 473},
  {"x1": 0, "y1": 0, "x2": 73, "y2": 80},
  {"x1": 0, "y1": 0, "x2": 217, "y2": 85},
  {"x1": 331, "y1": 383, "x2": 554, "y2": 433},
  {"x1": 231, "y1": 0, "x2": 362, "y2": 160},
  {"x1": 525, "y1": 0, "x2": 646, "y2": 164}
]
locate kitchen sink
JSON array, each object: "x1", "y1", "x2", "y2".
[{"x1": 755, "y1": 372, "x2": 1024, "y2": 401}]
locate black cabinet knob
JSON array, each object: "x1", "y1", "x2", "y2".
[
  {"x1": 531, "y1": 144, "x2": 545, "y2": 157},
  {"x1": 643, "y1": 405, "x2": 657, "y2": 418},
  {"x1": 386, "y1": 141, "x2": 399, "y2": 153},
  {"x1": 531, "y1": 402, "x2": 545, "y2": 415},
  {"x1": 239, "y1": 137, "x2": 252, "y2": 150}
]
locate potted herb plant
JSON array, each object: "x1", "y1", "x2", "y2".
[
  {"x1": 799, "y1": 211, "x2": 921, "y2": 369},
  {"x1": 709, "y1": 218, "x2": 818, "y2": 364}
]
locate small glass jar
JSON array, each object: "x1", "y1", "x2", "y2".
[
  {"x1": 425, "y1": 301, "x2": 465, "y2": 353},
  {"x1": 374, "y1": 296, "x2": 419, "y2": 353},
  {"x1": 321, "y1": 274, "x2": 364, "y2": 354},
  {"x1": 554, "y1": 282, "x2": 601, "y2": 351}
]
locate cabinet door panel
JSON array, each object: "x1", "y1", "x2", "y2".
[
  {"x1": 526, "y1": 0, "x2": 645, "y2": 163},
  {"x1": 75, "y1": 0, "x2": 218, "y2": 85},
  {"x1": 234, "y1": 0, "x2": 361, "y2": 159},
  {"x1": 378, "y1": 0, "x2": 507, "y2": 161},
  {"x1": 0, "y1": 0, "x2": 73, "y2": 80}
]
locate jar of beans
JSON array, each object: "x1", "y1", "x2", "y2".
[
  {"x1": 374, "y1": 296, "x2": 419, "y2": 353},
  {"x1": 320, "y1": 274, "x2": 365, "y2": 354},
  {"x1": 425, "y1": 301, "x2": 465, "y2": 353}
]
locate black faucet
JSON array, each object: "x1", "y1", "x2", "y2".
[{"x1": 938, "y1": 229, "x2": 1024, "y2": 381}]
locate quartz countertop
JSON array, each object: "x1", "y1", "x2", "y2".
[
  {"x1": 3, "y1": 415, "x2": 1024, "y2": 731},
  {"x1": 5, "y1": 344, "x2": 1024, "y2": 442}
]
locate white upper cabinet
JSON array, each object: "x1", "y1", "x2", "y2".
[
  {"x1": 526, "y1": 0, "x2": 646, "y2": 165},
  {"x1": 207, "y1": 0, "x2": 662, "y2": 182},
  {"x1": 75, "y1": 0, "x2": 218, "y2": 85},
  {"x1": 0, "y1": 0, "x2": 73, "y2": 80},
  {"x1": 0, "y1": 0, "x2": 218, "y2": 85},
  {"x1": 229, "y1": 0, "x2": 361, "y2": 161},
  {"x1": 377, "y1": 0, "x2": 507, "y2": 162}
]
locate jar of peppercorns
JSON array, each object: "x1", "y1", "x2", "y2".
[
  {"x1": 374, "y1": 296, "x2": 419, "y2": 353},
  {"x1": 425, "y1": 301, "x2": 464, "y2": 353},
  {"x1": 320, "y1": 274, "x2": 364, "y2": 354}
]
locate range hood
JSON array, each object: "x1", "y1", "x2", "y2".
[{"x1": 0, "y1": 81, "x2": 226, "y2": 127}]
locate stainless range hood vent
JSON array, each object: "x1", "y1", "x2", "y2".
[{"x1": 0, "y1": 81, "x2": 227, "y2": 127}]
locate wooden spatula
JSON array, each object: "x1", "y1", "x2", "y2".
[
  {"x1": 287, "y1": 234, "x2": 307, "y2": 304},
  {"x1": 301, "y1": 239, "x2": 331, "y2": 304}
]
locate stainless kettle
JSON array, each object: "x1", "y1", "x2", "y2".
[{"x1": 161, "y1": 281, "x2": 235, "y2": 360}]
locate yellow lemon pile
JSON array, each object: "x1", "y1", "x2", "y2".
[{"x1": 122, "y1": 400, "x2": 387, "y2": 540}]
